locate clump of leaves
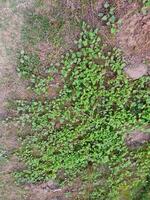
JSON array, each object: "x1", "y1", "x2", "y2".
[
  {"x1": 15, "y1": 22, "x2": 150, "y2": 199},
  {"x1": 143, "y1": 0, "x2": 150, "y2": 7},
  {"x1": 30, "y1": 75, "x2": 54, "y2": 96},
  {"x1": 0, "y1": 146, "x2": 8, "y2": 166},
  {"x1": 141, "y1": 0, "x2": 150, "y2": 14},
  {"x1": 17, "y1": 51, "x2": 58, "y2": 96},
  {"x1": 98, "y1": 1, "x2": 117, "y2": 34},
  {"x1": 17, "y1": 50, "x2": 40, "y2": 79}
]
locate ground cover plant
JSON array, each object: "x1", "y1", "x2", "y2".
[
  {"x1": 140, "y1": 0, "x2": 150, "y2": 14},
  {"x1": 98, "y1": 1, "x2": 117, "y2": 34},
  {"x1": 142, "y1": 0, "x2": 150, "y2": 6},
  {"x1": 15, "y1": 22, "x2": 150, "y2": 199}
]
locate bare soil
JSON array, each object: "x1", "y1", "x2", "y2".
[
  {"x1": 117, "y1": 12, "x2": 150, "y2": 63},
  {"x1": 126, "y1": 130, "x2": 150, "y2": 149},
  {"x1": 0, "y1": 1, "x2": 34, "y2": 199}
]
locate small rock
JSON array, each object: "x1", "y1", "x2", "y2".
[
  {"x1": 124, "y1": 64, "x2": 148, "y2": 80},
  {"x1": 41, "y1": 181, "x2": 59, "y2": 191},
  {"x1": 125, "y1": 131, "x2": 150, "y2": 149}
]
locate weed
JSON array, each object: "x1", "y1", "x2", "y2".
[
  {"x1": 141, "y1": 0, "x2": 150, "y2": 14},
  {"x1": 0, "y1": 146, "x2": 8, "y2": 166},
  {"x1": 98, "y1": 1, "x2": 117, "y2": 34},
  {"x1": 143, "y1": 0, "x2": 150, "y2": 6},
  {"x1": 17, "y1": 51, "x2": 58, "y2": 96},
  {"x1": 128, "y1": 0, "x2": 150, "y2": 6},
  {"x1": 17, "y1": 50, "x2": 40, "y2": 79},
  {"x1": 15, "y1": 22, "x2": 150, "y2": 199}
]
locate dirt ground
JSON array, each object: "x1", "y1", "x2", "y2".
[
  {"x1": 0, "y1": 0, "x2": 34, "y2": 199},
  {"x1": 0, "y1": 0, "x2": 150, "y2": 200}
]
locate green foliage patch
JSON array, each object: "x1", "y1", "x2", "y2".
[
  {"x1": 141, "y1": 0, "x2": 150, "y2": 14},
  {"x1": 143, "y1": 0, "x2": 150, "y2": 6},
  {"x1": 98, "y1": 1, "x2": 117, "y2": 34},
  {"x1": 15, "y1": 23, "x2": 150, "y2": 199},
  {"x1": 17, "y1": 50, "x2": 40, "y2": 79},
  {"x1": 17, "y1": 51, "x2": 58, "y2": 96}
]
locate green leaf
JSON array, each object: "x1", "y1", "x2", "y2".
[
  {"x1": 98, "y1": 12, "x2": 104, "y2": 17},
  {"x1": 104, "y1": 2, "x2": 110, "y2": 8},
  {"x1": 111, "y1": 27, "x2": 116, "y2": 34},
  {"x1": 109, "y1": 15, "x2": 116, "y2": 23},
  {"x1": 101, "y1": 15, "x2": 108, "y2": 21}
]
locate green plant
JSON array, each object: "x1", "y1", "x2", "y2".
[
  {"x1": 0, "y1": 146, "x2": 8, "y2": 166},
  {"x1": 141, "y1": 0, "x2": 150, "y2": 14},
  {"x1": 15, "y1": 22, "x2": 150, "y2": 199},
  {"x1": 17, "y1": 50, "x2": 40, "y2": 79},
  {"x1": 143, "y1": 0, "x2": 150, "y2": 6},
  {"x1": 30, "y1": 74, "x2": 54, "y2": 96},
  {"x1": 128, "y1": 0, "x2": 150, "y2": 7},
  {"x1": 17, "y1": 51, "x2": 58, "y2": 96},
  {"x1": 98, "y1": 1, "x2": 117, "y2": 34}
]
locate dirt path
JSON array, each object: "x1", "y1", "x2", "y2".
[{"x1": 0, "y1": 1, "x2": 34, "y2": 199}]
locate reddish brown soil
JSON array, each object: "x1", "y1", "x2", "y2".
[{"x1": 117, "y1": 12, "x2": 150, "y2": 63}]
